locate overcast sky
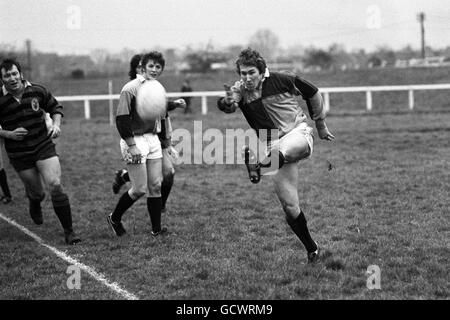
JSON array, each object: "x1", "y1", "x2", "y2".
[{"x1": 1, "y1": 0, "x2": 449, "y2": 54}]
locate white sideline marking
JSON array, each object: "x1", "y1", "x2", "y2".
[{"x1": 0, "y1": 212, "x2": 139, "y2": 300}]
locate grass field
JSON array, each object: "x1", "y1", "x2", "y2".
[
  {"x1": 0, "y1": 107, "x2": 449, "y2": 300},
  {"x1": 0, "y1": 67, "x2": 449, "y2": 300}
]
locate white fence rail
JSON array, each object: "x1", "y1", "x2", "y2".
[{"x1": 56, "y1": 83, "x2": 450, "y2": 124}]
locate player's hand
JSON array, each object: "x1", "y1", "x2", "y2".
[
  {"x1": 223, "y1": 84, "x2": 236, "y2": 105},
  {"x1": 8, "y1": 127, "x2": 28, "y2": 141},
  {"x1": 173, "y1": 99, "x2": 186, "y2": 109},
  {"x1": 220, "y1": 84, "x2": 237, "y2": 113},
  {"x1": 316, "y1": 120, "x2": 335, "y2": 141},
  {"x1": 48, "y1": 124, "x2": 61, "y2": 139},
  {"x1": 128, "y1": 145, "x2": 143, "y2": 164}
]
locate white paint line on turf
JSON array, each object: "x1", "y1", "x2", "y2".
[{"x1": 0, "y1": 212, "x2": 139, "y2": 300}]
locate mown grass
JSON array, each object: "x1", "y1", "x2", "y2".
[{"x1": 0, "y1": 106, "x2": 449, "y2": 299}]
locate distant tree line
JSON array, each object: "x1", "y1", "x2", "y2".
[{"x1": 2, "y1": 29, "x2": 450, "y2": 80}]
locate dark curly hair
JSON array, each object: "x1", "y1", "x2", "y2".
[
  {"x1": 235, "y1": 48, "x2": 267, "y2": 75},
  {"x1": 128, "y1": 54, "x2": 142, "y2": 80},
  {"x1": 0, "y1": 58, "x2": 22, "y2": 75},
  {"x1": 141, "y1": 51, "x2": 165, "y2": 72}
]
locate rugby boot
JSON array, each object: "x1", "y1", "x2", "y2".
[
  {"x1": 65, "y1": 229, "x2": 81, "y2": 245},
  {"x1": 242, "y1": 146, "x2": 261, "y2": 184},
  {"x1": 151, "y1": 226, "x2": 168, "y2": 237},
  {"x1": 107, "y1": 213, "x2": 127, "y2": 237},
  {"x1": 307, "y1": 244, "x2": 320, "y2": 264}
]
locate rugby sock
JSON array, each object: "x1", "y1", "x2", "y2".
[
  {"x1": 0, "y1": 169, "x2": 11, "y2": 198},
  {"x1": 111, "y1": 191, "x2": 136, "y2": 222},
  {"x1": 161, "y1": 174, "x2": 174, "y2": 210},
  {"x1": 51, "y1": 189, "x2": 73, "y2": 232},
  {"x1": 147, "y1": 197, "x2": 162, "y2": 232},
  {"x1": 28, "y1": 194, "x2": 45, "y2": 225},
  {"x1": 287, "y1": 211, "x2": 318, "y2": 253}
]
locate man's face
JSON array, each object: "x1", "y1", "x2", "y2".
[
  {"x1": 143, "y1": 60, "x2": 163, "y2": 80},
  {"x1": 1, "y1": 65, "x2": 24, "y2": 93},
  {"x1": 239, "y1": 65, "x2": 263, "y2": 90}
]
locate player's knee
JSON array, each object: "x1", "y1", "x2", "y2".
[
  {"x1": 27, "y1": 191, "x2": 46, "y2": 202},
  {"x1": 280, "y1": 200, "x2": 299, "y2": 217},
  {"x1": 50, "y1": 187, "x2": 70, "y2": 206},
  {"x1": 47, "y1": 178, "x2": 62, "y2": 192},
  {"x1": 147, "y1": 180, "x2": 162, "y2": 196},
  {"x1": 129, "y1": 187, "x2": 146, "y2": 199}
]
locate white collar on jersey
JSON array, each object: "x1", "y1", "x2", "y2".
[
  {"x1": 136, "y1": 74, "x2": 146, "y2": 83},
  {"x1": 2, "y1": 80, "x2": 32, "y2": 96}
]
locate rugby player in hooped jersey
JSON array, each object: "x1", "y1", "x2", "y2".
[
  {"x1": 217, "y1": 48, "x2": 334, "y2": 263},
  {"x1": 0, "y1": 58, "x2": 81, "y2": 245}
]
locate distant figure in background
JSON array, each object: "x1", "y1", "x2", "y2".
[
  {"x1": 0, "y1": 58, "x2": 81, "y2": 245},
  {"x1": 181, "y1": 79, "x2": 193, "y2": 113},
  {"x1": 0, "y1": 136, "x2": 12, "y2": 204}
]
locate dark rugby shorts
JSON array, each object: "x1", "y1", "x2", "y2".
[{"x1": 9, "y1": 142, "x2": 58, "y2": 172}]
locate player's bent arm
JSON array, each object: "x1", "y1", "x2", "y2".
[
  {"x1": 306, "y1": 91, "x2": 326, "y2": 122},
  {"x1": 0, "y1": 129, "x2": 11, "y2": 139},
  {"x1": 157, "y1": 117, "x2": 172, "y2": 149},
  {"x1": 305, "y1": 92, "x2": 334, "y2": 140},
  {"x1": 116, "y1": 114, "x2": 135, "y2": 145},
  {"x1": 217, "y1": 98, "x2": 237, "y2": 113}
]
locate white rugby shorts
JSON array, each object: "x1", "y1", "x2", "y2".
[
  {"x1": 120, "y1": 133, "x2": 162, "y2": 164},
  {"x1": 269, "y1": 122, "x2": 314, "y2": 163}
]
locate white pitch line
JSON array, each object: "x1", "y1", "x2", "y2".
[{"x1": 0, "y1": 212, "x2": 139, "y2": 300}]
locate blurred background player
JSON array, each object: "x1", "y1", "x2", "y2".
[
  {"x1": 0, "y1": 58, "x2": 81, "y2": 245},
  {"x1": 217, "y1": 48, "x2": 334, "y2": 263},
  {"x1": 0, "y1": 135, "x2": 12, "y2": 203},
  {"x1": 108, "y1": 51, "x2": 185, "y2": 237},
  {"x1": 180, "y1": 78, "x2": 193, "y2": 114},
  {"x1": 112, "y1": 54, "x2": 185, "y2": 213}
]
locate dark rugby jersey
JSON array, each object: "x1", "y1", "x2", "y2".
[
  {"x1": 0, "y1": 81, "x2": 62, "y2": 159},
  {"x1": 218, "y1": 70, "x2": 325, "y2": 140}
]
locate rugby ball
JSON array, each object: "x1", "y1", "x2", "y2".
[{"x1": 136, "y1": 79, "x2": 167, "y2": 121}]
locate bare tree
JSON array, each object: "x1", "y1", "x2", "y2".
[{"x1": 248, "y1": 29, "x2": 280, "y2": 61}]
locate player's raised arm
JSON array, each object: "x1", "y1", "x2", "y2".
[
  {"x1": 306, "y1": 92, "x2": 335, "y2": 141},
  {"x1": 217, "y1": 84, "x2": 239, "y2": 113},
  {"x1": 295, "y1": 75, "x2": 334, "y2": 141}
]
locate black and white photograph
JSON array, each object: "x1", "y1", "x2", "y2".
[{"x1": 0, "y1": 0, "x2": 448, "y2": 304}]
